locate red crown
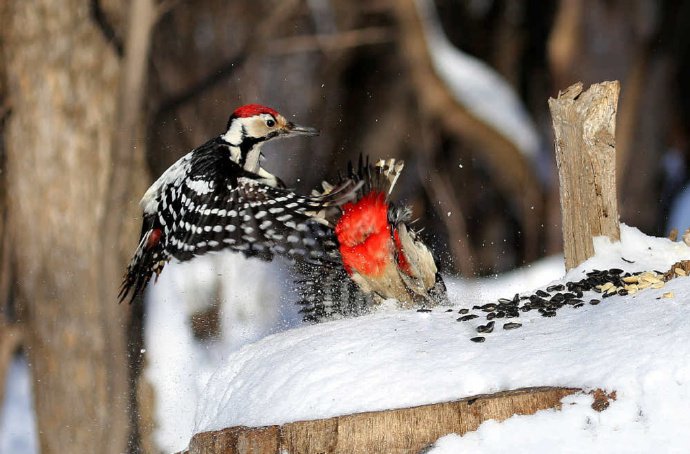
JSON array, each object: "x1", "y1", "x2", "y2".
[{"x1": 232, "y1": 104, "x2": 280, "y2": 118}]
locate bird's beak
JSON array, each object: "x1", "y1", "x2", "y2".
[{"x1": 284, "y1": 122, "x2": 320, "y2": 137}]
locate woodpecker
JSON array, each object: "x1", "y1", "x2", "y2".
[
  {"x1": 120, "y1": 104, "x2": 353, "y2": 303},
  {"x1": 296, "y1": 158, "x2": 448, "y2": 321}
]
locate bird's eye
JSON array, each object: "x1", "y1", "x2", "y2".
[{"x1": 266, "y1": 118, "x2": 276, "y2": 127}]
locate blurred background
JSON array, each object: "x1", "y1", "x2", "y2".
[{"x1": 2, "y1": 0, "x2": 690, "y2": 452}]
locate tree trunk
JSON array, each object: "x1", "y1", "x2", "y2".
[{"x1": 1, "y1": 0, "x2": 149, "y2": 451}]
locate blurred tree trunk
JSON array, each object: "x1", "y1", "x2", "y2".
[{"x1": 1, "y1": 0, "x2": 150, "y2": 452}]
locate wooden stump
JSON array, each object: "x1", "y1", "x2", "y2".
[
  {"x1": 548, "y1": 81, "x2": 621, "y2": 271},
  {"x1": 185, "y1": 387, "x2": 580, "y2": 454}
]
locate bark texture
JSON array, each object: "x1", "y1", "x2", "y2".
[
  {"x1": 185, "y1": 387, "x2": 579, "y2": 454},
  {"x1": 549, "y1": 81, "x2": 621, "y2": 271},
  {"x1": 1, "y1": 0, "x2": 149, "y2": 451}
]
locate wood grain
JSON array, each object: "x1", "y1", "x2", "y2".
[
  {"x1": 186, "y1": 387, "x2": 579, "y2": 454},
  {"x1": 549, "y1": 81, "x2": 621, "y2": 271}
]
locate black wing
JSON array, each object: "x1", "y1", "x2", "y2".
[
  {"x1": 119, "y1": 138, "x2": 354, "y2": 303},
  {"x1": 167, "y1": 176, "x2": 346, "y2": 264}
]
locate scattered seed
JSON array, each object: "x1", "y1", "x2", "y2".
[
  {"x1": 641, "y1": 273, "x2": 661, "y2": 284},
  {"x1": 624, "y1": 284, "x2": 638, "y2": 294},
  {"x1": 417, "y1": 308, "x2": 432, "y2": 312},
  {"x1": 477, "y1": 321, "x2": 495, "y2": 333},
  {"x1": 547, "y1": 284, "x2": 565, "y2": 292},
  {"x1": 599, "y1": 282, "x2": 614, "y2": 292},
  {"x1": 652, "y1": 282, "x2": 665, "y2": 289},
  {"x1": 470, "y1": 336, "x2": 485, "y2": 343},
  {"x1": 589, "y1": 299, "x2": 601, "y2": 305},
  {"x1": 663, "y1": 292, "x2": 675, "y2": 298},
  {"x1": 458, "y1": 314, "x2": 478, "y2": 322},
  {"x1": 675, "y1": 268, "x2": 687, "y2": 276},
  {"x1": 503, "y1": 322, "x2": 522, "y2": 330},
  {"x1": 551, "y1": 293, "x2": 565, "y2": 303},
  {"x1": 536, "y1": 289, "x2": 550, "y2": 297},
  {"x1": 458, "y1": 308, "x2": 469, "y2": 314}
]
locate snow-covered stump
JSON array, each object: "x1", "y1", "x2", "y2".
[
  {"x1": 549, "y1": 81, "x2": 621, "y2": 271},
  {"x1": 185, "y1": 387, "x2": 579, "y2": 454}
]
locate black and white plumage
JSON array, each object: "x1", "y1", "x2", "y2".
[{"x1": 120, "y1": 104, "x2": 351, "y2": 303}]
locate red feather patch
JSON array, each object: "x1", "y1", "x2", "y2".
[
  {"x1": 335, "y1": 192, "x2": 392, "y2": 276},
  {"x1": 145, "y1": 228, "x2": 162, "y2": 250},
  {"x1": 232, "y1": 104, "x2": 280, "y2": 119}
]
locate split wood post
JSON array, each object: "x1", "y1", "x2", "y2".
[{"x1": 548, "y1": 81, "x2": 621, "y2": 271}]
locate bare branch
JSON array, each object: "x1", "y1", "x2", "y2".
[
  {"x1": 155, "y1": 0, "x2": 184, "y2": 22},
  {"x1": 153, "y1": 0, "x2": 301, "y2": 119},
  {"x1": 90, "y1": 0, "x2": 124, "y2": 57},
  {"x1": 267, "y1": 27, "x2": 394, "y2": 55},
  {"x1": 391, "y1": 0, "x2": 543, "y2": 261}
]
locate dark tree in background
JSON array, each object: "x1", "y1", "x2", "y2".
[{"x1": 2, "y1": 0, "x2": 690, "y2": 452}]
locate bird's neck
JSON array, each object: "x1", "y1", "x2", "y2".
[
  {"x1": 242, "y1": 143, "x2": 263, "y2": 173},
  {"x1": 221, "y1": 121, "x2": 264, "y2": 173}
]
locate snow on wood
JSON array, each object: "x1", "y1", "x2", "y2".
[
  {"x1": 188, "y1": 225, "x2": 690, "y2": 454},
  {"x1": 144, "y1": 252, "x2": 299, "y2": 453},
  {"x1": 412, "y1": 0, "x2": 541, "y2": 159},
  {"x1": 392, "y1": 0, "x2": 544, "y2": 259}
]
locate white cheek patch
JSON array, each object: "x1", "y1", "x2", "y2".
[
  {"x1": 221, "y1": 121, "x2": 243, "y2": 145},
  {"x1": 243, "y1": 119, "x2": 269, "y2": 139}
]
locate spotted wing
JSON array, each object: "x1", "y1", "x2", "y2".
[{"x1": 164, "y1": 176, "x2": 350, "y2": 264}]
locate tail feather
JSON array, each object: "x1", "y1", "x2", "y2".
[
  {"x1": 316, "y1": 156, "x2": 405, "y2": 202},
  {"x1": 118, "y1": 229, "x2": 168, "y2": 304}
]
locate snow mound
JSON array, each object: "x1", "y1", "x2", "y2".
[
  {"x1": 145, "y1": 252, "x2": 300, "y2": 453},
  {"x1": 194, "y1": 225, "x2": 690, "y2": 439}
]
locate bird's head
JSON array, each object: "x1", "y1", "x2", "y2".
[{"x1": 223, "y1": 104, "x2": 319, "y2": 145}]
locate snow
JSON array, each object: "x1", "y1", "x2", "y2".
[
  {"x1": 146, "y1": 252, "x2": 563, "y2": 452},
  {"x1": 144, "y1": 251, "x2": 301, "y2": 453},
  {"x1": 445, "y1": 254, "x2": 564, "y2": 306},
  {"x1": 193, "y1": 224, "x2": 690, "y2": 454},
  {"x1": 0, "y1": 355, "x2": 38, "y2": 454},
  {"x1": 415, "y1": 0, "x2": 541, "y2": 159},
  {"x1": 428, "y1": 385, "x2": 690, "y2": 453}
]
